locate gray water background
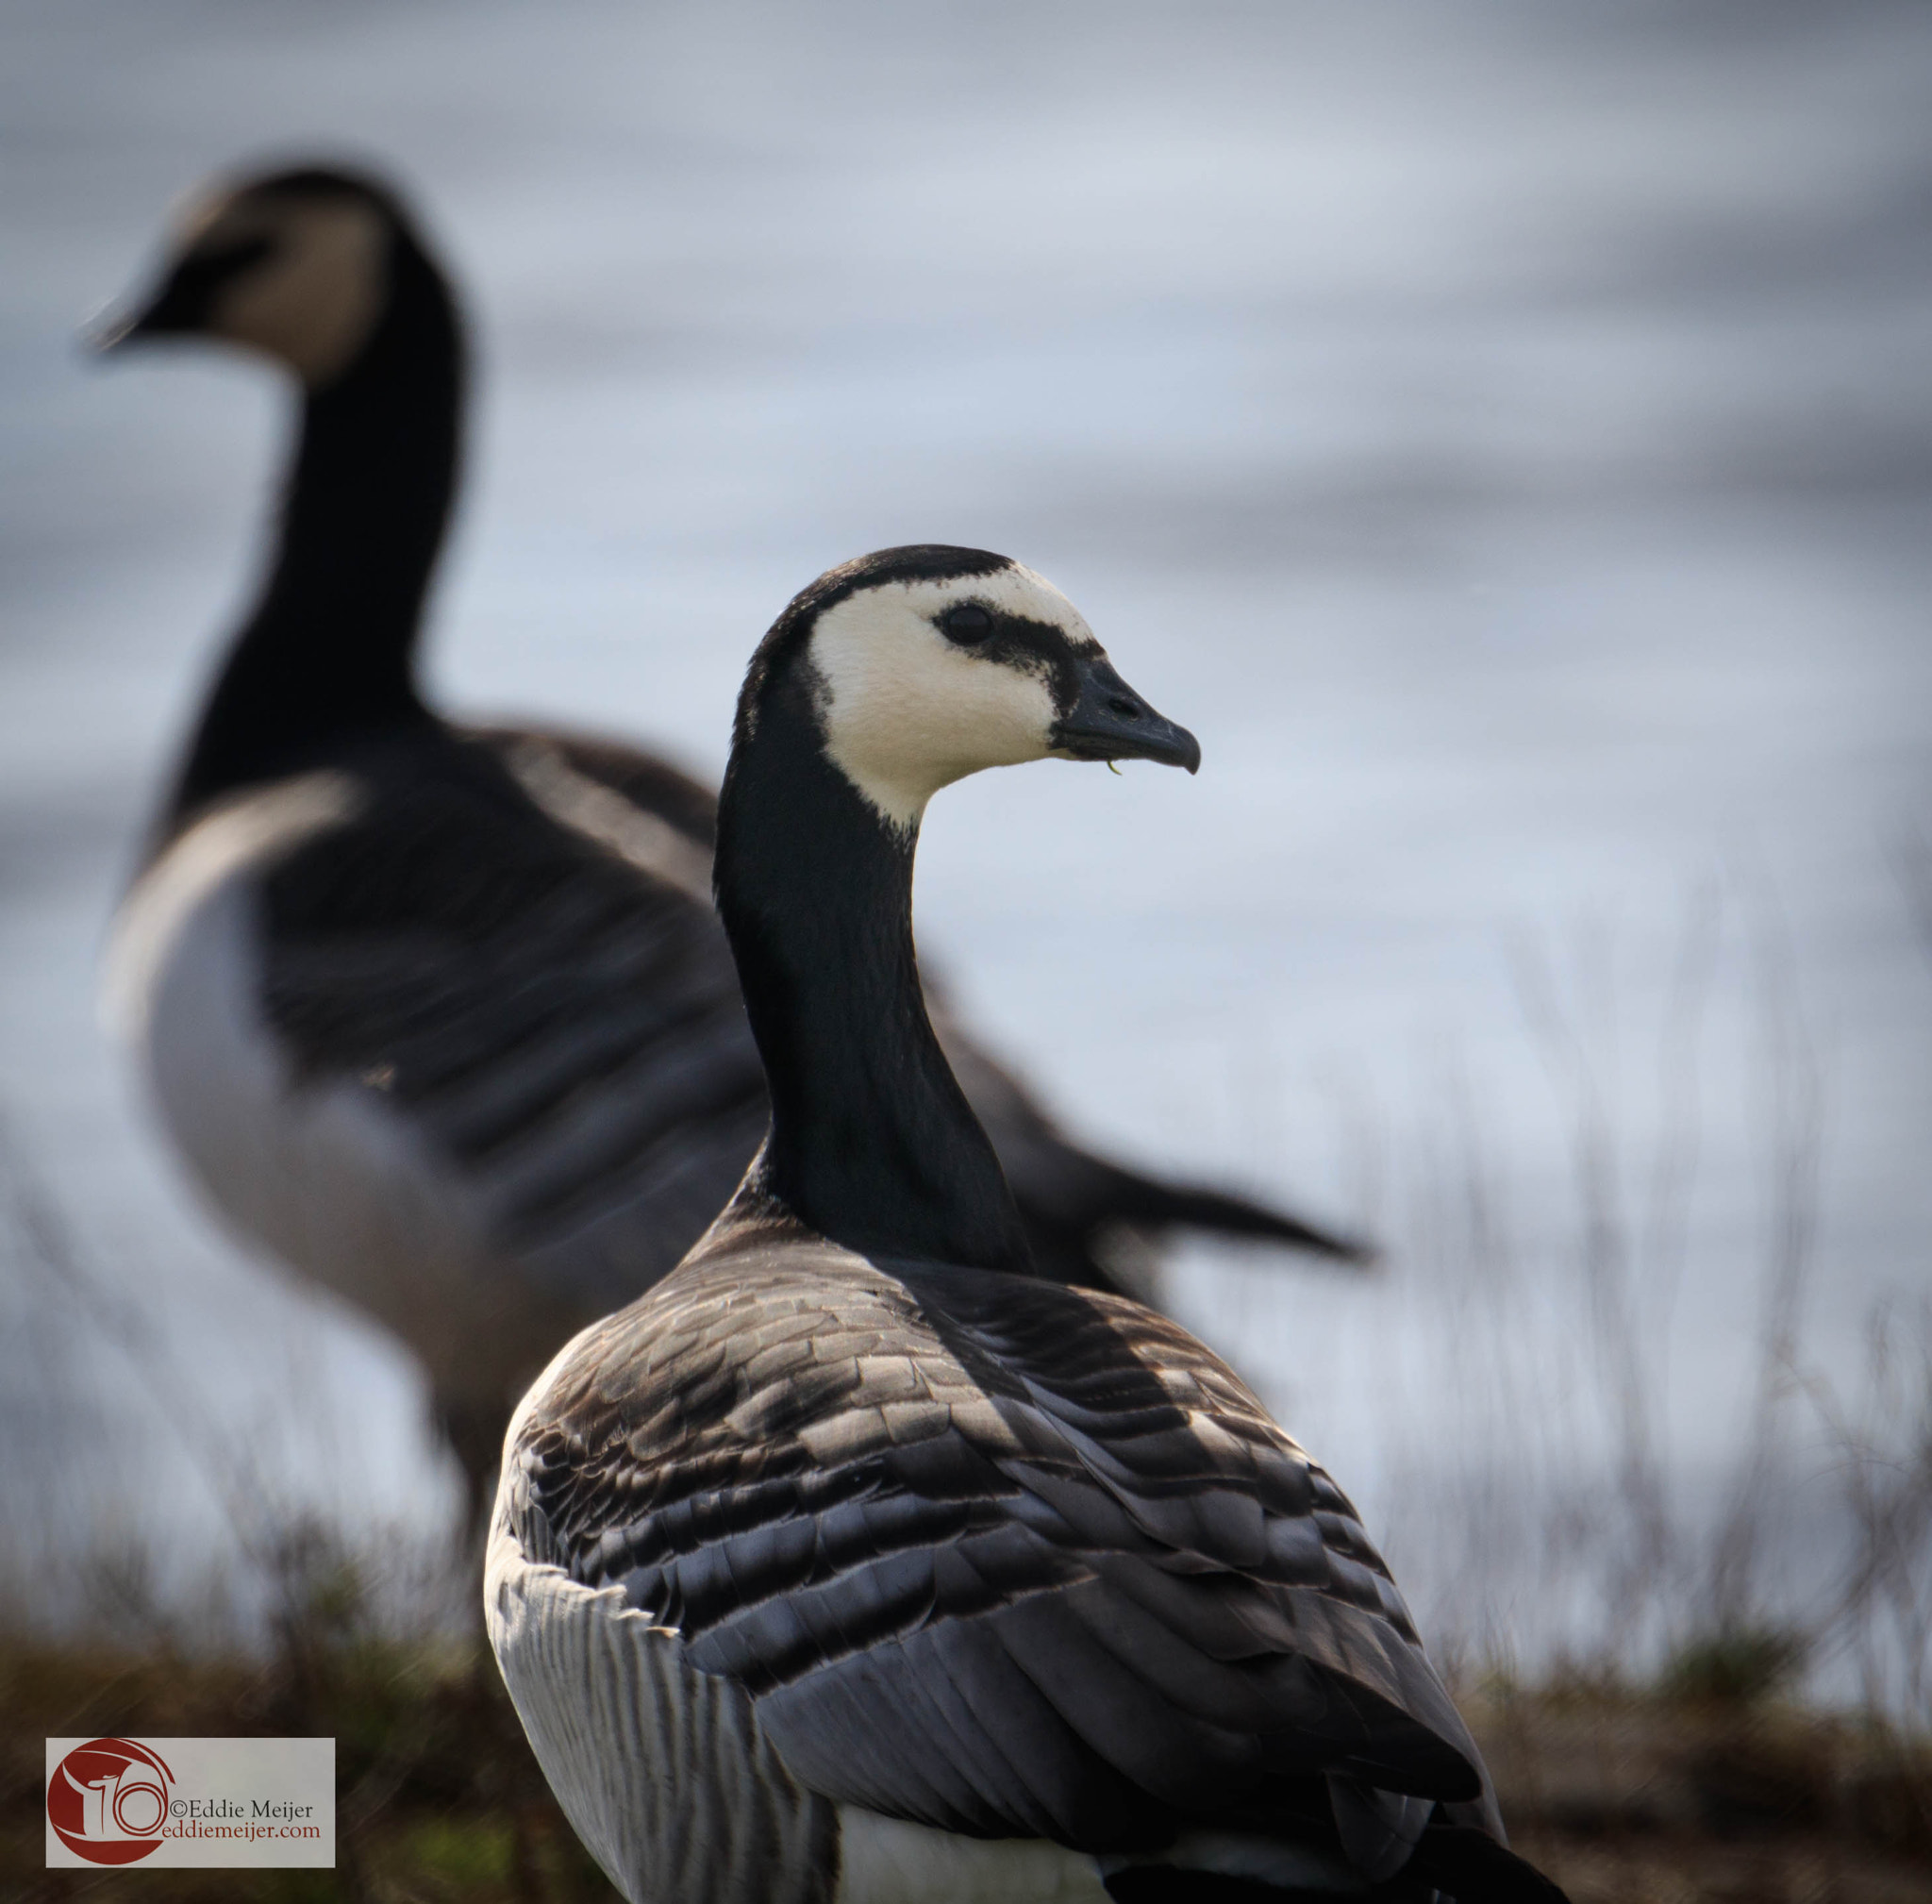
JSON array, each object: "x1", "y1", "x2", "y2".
[{"x1": 2, "y1": 1, "x2": 1928, "y2": 1660}]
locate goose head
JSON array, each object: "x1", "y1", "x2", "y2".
[
  {"x1": 95, "y1": 165, "x2": 412, "y2": 390},
  {"x1": 750, "y1": 544, "x2": 1200, "y2": 832}
]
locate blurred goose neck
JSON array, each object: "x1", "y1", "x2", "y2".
[
  {"x1": 715, "y1": 652, "x2": 1034, "y2": 1274},
  {"x1": 167, "y1": 235, "x2": 460, "y2": 824}
]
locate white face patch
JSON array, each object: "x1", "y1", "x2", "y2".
[
  {"x1": 806, "y1": 564, "x2": 1101, "y2": 830},
  {"x1": 179, "y1": 189, "x2": 388, "y2": 388}
]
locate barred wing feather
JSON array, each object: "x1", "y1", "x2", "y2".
[
  {"x1": 258, "y1": 729, "x2": 769, "y2": 1318},
  {"x1": 507, "y1": 1236, "x2": 1489, "y2": 1854}
]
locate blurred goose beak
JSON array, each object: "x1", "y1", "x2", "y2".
[{"x1": 87, "y1": 232, "x2": 274, "y2": 354}]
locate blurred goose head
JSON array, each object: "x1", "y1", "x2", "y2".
[{"x1": 95, "y1": 166, "x2": 418, "y2": 389}]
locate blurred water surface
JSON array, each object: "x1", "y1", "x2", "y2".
[{"x1": 1, "y1": 1, "x2": 1928, "y2": 1649}]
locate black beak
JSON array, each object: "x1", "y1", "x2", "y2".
[
  {"x1": 89, "y1": 276, "x2": 211, "y2": 356},
  {"x1": 88, "y1": 299, "x2": 161, "y2": 355},
  {"x1": 1052, "y1": 655, "x2": 1201, "y2": 774},
  {"x1": 87, "y1": 234, "x2": 274, "y2": 355},
  {"x1": 89, "y1": 271, "x2": 203, "y2": 355}
]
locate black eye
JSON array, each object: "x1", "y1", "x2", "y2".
[{"x1": 941, "y1": 604, "x2": 993, "y2": 645}]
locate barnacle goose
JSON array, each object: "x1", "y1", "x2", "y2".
[
  {"x1": 96, "y1": 164, "x2": 1368, "y2": 1521},
  {"x1": 487, "y1": 547, "x2": 1564, "y2": 1903}
]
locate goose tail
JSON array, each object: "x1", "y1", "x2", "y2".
[
  {"x1": 1004, "y1": 1144, "x2": 1376, "y2": 1290},
  {"x1": 1402, "y1": 1824, "x2": 1573, "y2": 1901},
  {"x1": 1073, "y1": 1158, "x2": 1375, "y2": 1263},
  {"x1": 936, "y1": 1018, "x2": 1375, "y2": 1289}
]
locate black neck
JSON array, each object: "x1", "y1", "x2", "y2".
[
  {"x1": 166, "y1": 236, "x2": 460, "y2": 824},
  {"x1": 715, "y1": 653, "x2": 1034, "y2": 1275}
]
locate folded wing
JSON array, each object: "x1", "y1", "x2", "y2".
[{"x1": 509, "y1": 1241, "x2": 1488, "y2": 1854}]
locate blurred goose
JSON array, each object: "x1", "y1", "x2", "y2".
[
  {"x1": 97, "y1": 165, "x2": 1367, "y2": 1518},
  {"x1": 488, "y1": 546, "x2": 1562, "y2": 1904}
]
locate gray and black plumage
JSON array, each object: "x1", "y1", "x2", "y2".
[
  {"x1": 98, "y1": 163, "x2": 1368, "y2": 1521},
  {"x1": 489, "y1": 546, "x2": 1565, "y2": 1902}
]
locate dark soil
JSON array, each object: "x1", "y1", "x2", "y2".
[{"x1": 1473, "y1": 1683, "x2": 1932, "y2": 1903}]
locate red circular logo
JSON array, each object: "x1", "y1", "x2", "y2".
[{"x1": 47, "y1": 1738, "x2": 175, "y2": 1865}]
